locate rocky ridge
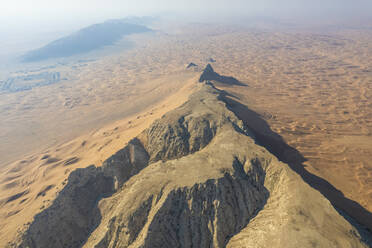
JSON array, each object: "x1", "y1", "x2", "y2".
[
  {"x1": 199, "y1": 64, "x2": 245, "y2": 86},
  {"x1": 15, "y1": 75, "x2": 371, "y2": 247}
]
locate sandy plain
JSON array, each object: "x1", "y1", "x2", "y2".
[{"x1": 0, "y1": 22, "x2": 371, "y2": 245}]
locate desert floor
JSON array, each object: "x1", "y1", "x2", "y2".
[{"x1": 0, "y1": 22, "x2": 371, "y2": 245}]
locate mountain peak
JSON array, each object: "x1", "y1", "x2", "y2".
[
  {"x1": 205, "y1": 63, "x2": 214, "y2": 72},
  {"x1": 186, "y1": 62, "x2": 198, "y2": 68},
  {"x1": 199, "y1": 64, "x2": 216, "y2": 82},
  {"x1": 199, "y1": 64, "x2": 246, "y2": 86}
]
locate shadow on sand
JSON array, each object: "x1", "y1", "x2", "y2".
[
  {"x1": 199, "y1": 64, "x2": 247, "y2": 86},
  {"x1": 218, "y1": 87, "x2": 372, "y2": 245}
]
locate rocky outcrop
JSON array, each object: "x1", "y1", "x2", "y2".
[
  {"x1": 16, "y1": 82, "x2": 370, "y2": 248},
  {"x1": 93, "y1": 168, "x2": 268, "y2": 248},
  {"x1": 199, "y1": 64, "x2": 246, "y2": 86},
  {"x1": 102, "y1": 138, "x2": 149, "y2": 188},
  {"x1": 186, "y1": 63, "x2": 197, "y2": 68},
  {"x1": 142, "y1": 85, "x2": 249, "y2": 163}
]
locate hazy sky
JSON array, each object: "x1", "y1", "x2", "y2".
[
  {"x1": 0, "y1": 0, "x2": 371, "y2": 65},
  {"x1": 2, "y1": 0, "x2": 372, "y2": 30},
  {"x1": 0, "y1": 0, "x2": 371, "y2": 45}
]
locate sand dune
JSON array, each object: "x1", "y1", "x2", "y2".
[{"x1": 0, "y1": 23, "x2": 372, "y2": 245}]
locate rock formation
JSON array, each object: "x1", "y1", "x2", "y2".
[
  {"x1": 186, "y1": 62, "x2": 197, "y2": 68},
  {"x1": 15, "y1": 79, "x2": 371, "y2": 247},
  {"x1": 199, "y1": 64, "x2": 246, "y2": 86}
]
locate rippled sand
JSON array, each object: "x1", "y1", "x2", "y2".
[{"x1": 0, "y1": 23, "x2": 371, "y2": 245}]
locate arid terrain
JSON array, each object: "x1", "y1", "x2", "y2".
[
  {"x1": 0, "y1": 22, "x2": 371, "y2": 246},
  {"x1": 178, "y1": 24, "x2": 372, "y2": 229}
]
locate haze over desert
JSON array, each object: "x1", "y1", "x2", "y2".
[{"x1": 0, "y1": 1, "x2": 372, "y2": 247}]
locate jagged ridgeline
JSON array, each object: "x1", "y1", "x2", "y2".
[{"x1": 16, "y1": 79, "x2": 370, "y2": 247}]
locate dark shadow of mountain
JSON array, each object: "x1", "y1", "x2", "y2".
[
  {"x1": 199, "y1": 64, "x2": 246, "y2": 86},
  {"x1": 219, "y1": 89, "x2": 372, "y2": 245},
  {"x1": 18, "y1": 165, "x2": 116, "y2": 248},
  {"x1": 18, "y1": 138, "x2": 150, "y2": 248},
  {"x1": 21, "y1": 20, "x2": 151, "y2": 62},
  {"x1": 206, "y1": 81, "x2": 241, "y2": 100}
]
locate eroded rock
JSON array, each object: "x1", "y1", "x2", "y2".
[{"x1": 17, "y1": 82, "x2": 370, "y2": 248}]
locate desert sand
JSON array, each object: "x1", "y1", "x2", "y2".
[
  {"x1": 193, "y1": 28, "x2": 372, "y2": 228},
  {"x1": 0, "y1": 33, "x2": 202, "y2": 245},
  {"x1": 0, "y1": 22, "x2": 372, "y2": 246}
]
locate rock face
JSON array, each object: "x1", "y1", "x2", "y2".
[
  {"x1": 186, "y1": 62, "x2": 197, "y2": 68},
  {"x1": 199, "y1": 64, "x2": 246, "y2": 86},
  {"x1": 199, "y1": 64, "x2": 215, "y2": 82},
  {"x1": 17, "y1": 82, "x2": 370, "y2": 248},
  {"x1": 18, "y1": 139, "x2": 149, "y2": 248}
]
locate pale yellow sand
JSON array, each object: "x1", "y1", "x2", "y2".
[
  {"x1": 0, "y1": 33, "x2": 201, "y2": 245},
  {"x1": 0, "y1": 23, "x2": 372, "y2": 245},
  {"x1": 0, "y1": 73, "x2": 199, "y2": 246}
]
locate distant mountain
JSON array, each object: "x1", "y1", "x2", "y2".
[
  {"x1": 115, "y1": 16, "x2": 158, "y2": 25},
  {"x1": 21, "y1": 19, "x2": 151, "y2": 62}
]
